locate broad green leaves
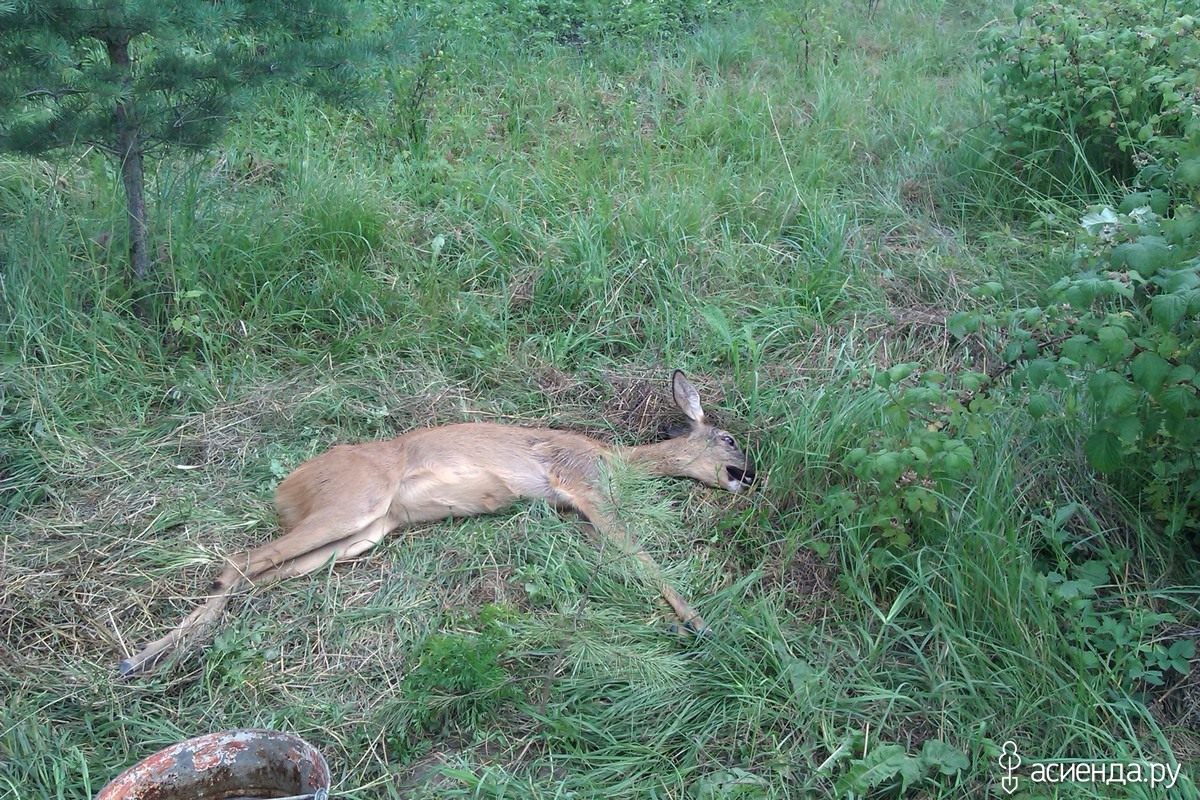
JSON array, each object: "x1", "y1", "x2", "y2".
[
  {"x1": 972, "y1": 176, "x2": 1200, "y2": 533},
  {"x1": 1084, "y1": 431, "x2": 1122, "y2": 473},
  {"x1": 1040, "y1": 543, "x2": 1195, "y2": 691},
  {"x1": 1111, "y1": 236, "x2": 1169, "y2": 273},
  {"x1": 1150, "y1": 291, "x2": 1190, "y2": 329},
  {"x1": 830, "y1": 739, "x2": 969, "y2": 795},
  {"x1": 982, "y1": 0, "x2": 1200, "y2": 190},
  {"x1": 1097, "y1": 325, "x2": 1128, "y2": 354},
  {"x1": 1131, "y1": 351, "x2": 1172, "y2": 394},
  {"x1": 831, "y1": 367, "x2": 987, "y2": 550}
]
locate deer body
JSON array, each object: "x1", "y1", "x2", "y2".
[{"x1": 118, "y1": 372, "x2": 753, "y2": 675}]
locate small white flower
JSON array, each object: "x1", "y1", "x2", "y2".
[
  {"x1": 1128, "y1": 205, "x2": 1157, "y2": 224},
  {"x1": 1080, "y1": 207, "x2": 1119, "y2": 235}
]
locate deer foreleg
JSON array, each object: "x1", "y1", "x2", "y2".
[
  {"x1": 568, "y1": 494, "x2": 710, "y2": 635},
  {"x1": 630, "y1": 547, "x2": 710, "y2": 634}
]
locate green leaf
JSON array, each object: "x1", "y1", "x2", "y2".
[
  {"x1": 1063, "y1": 281, "x2": 1099, "y2": 309},
  {"x1": 1076, "y1": 559, "x2": 1109, "y2": 588},
  {"x1": 920, "y1": 740, "x2": 970, "y2": 776},
  {"x1": 1175, "y1": 157, "x2": 1200, "y2": 188},
  {"x1": 1081, "y1": 206, "x2": 1119, "y2": 234},
  {"x1": 885, "y1": 363, "x2": 917, "y2": 385},
  {"x1": 896, "y1": 755, "x2": 924, "y2": 791},
  {"x1": 1157, "y1": 331, "x2": 1181, "y2": 358},
  {"x1": 1161, "y1": 385, "x2": 1199, "y2": 418},
  {"x1": 969, "y1": 282, "x2": 1004, "y2": 298},
  {"x1": 1147, "y1": 190, "x2": 1170, "y2": 216},
  {"x1": 1111, "y1": 237, "x2": 1169, "y2": 274},
  {"x1": 1131, "y1": 351, "x2": 1172, "y2": 394},
  {"x1": 946, "y1": 311, "x2": 979, "y2": 338},
  {"x1": 701, "y1": 305, "x2": 732, "y2": 341},
  {"x1": 1150, "y1": 292, "x2": 1188, "y2": 329},
  {"x1": 1087, "y1": 370, "x2": 1116, "y2": 400},
  {"x1": 939, "y1": 440, "x2": 974, "y2": 475},
  {"x1": 693, "y1": 768, "x2": 771, "y2": 799},
  {"x1": 1052, "y1": 504, "x2": 1081, "y2": 528},
  {"x1": 1027, "y1": 394, "x2": 1052, "y2": 419},
  {"x1": 1103, "y1": 379, "x2": 1139, "y2": 415},
  {"x1": 1168, "y1": 639, "x2": 1195, "y2": 658},
  {"x1": 1022, "y1": 359, "x2": 1055, "y2": 388},
  {"x1": 958, "y1": 371, "x2": 989, "y2": 391},
  {"x1": 872, "y1": 452, "x2": 903, "y2": 484},
  {"x1": 1084, "y1": 431, "x2": 1122, "y2": 473},
  {"x1": 1112, "y1": 414, "x2": 1143, "y2": 444},
  {"x1": 1168, "y1": 365, "x2": 1197, "y2": 386},
  {"x1": 1097, "y1": 325, "x2": 1128, "y2": 354},
  {"x1": 904, "y1": 387, "x2": 940, "y2": 405},
  {"x1": 835, "y1": 745, "x2": 913, "y2": 794},
  {"x1": 1168, "y1": 640, "x2": 1195, "y2": 674},
  {"x1": 1139, "y1": 163, "x2": 1172, "y2": 189},
  {"x1": 1062, "y1": 335, "x2": 1101, "y2": 365},
  {"x1": 1119, "y1": 192, "x2": 1152, "y2": 214},
  {"x1": 1162, "y1": 268, "x2": 1200, "y2": 292}
]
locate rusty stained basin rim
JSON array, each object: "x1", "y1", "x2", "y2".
[{"x1": 96, "y1": 728, "x2": 331, "y2": 800}]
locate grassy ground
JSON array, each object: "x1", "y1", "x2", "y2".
[{"x1": 3, "y1": 0, "x2": 1199, "y2": 797}]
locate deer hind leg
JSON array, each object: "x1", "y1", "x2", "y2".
[
  {"x1": 117, "y1": 587, "x2": 237, "y2": 675},
  {"x1": 119, "y1": 506, "x2": 392, "y2": 676},
  {"x1": 247, "y1": 515, "x2": 392, "y2": 586},
  {"x1": 566, "y1": 493, "x2": 709, "y2": 635}
]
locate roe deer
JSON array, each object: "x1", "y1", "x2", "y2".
[{"x1": 118, "y1": 370, "x2": 754, "y2": 675}]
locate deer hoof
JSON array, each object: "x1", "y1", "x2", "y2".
[{"x1": 669, "y1": 621, "x2": 712, "y2": 638}]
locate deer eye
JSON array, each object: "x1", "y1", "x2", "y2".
[{"x1": 719, "y1": 434, "x2": 735, "y2": 447}]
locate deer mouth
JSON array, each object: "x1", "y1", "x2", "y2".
[{"x1": 725, "y1": 464, "x2": 756, "y2": 492}]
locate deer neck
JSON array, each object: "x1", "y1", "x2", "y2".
[{"x1": 613, "y1": 439, "x2": 691, "y2": 479}]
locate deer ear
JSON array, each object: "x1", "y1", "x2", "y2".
[{"x1": 672, "y1": 370, "x2": 705, "y2": 425}]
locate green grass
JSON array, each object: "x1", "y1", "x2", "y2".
[{"x1": 3, "y1": 1, "x2": 1199, "y2": 797}]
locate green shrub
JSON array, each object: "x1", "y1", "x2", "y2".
[
  {"x1": 952, "y1": 121, "x2": 1200, "y2": 538},
  {"x1": 823, "y1": 364, "x2": 989, "y2": 554},
  {"x1": 1035, "y1": 513, "x2": 1195, "y2": 691},
  {"x1": 400, "y1": 606, "x2": 520, "y2": 734},
  {"x1": 982, "y1": 1, "x2": 1199, "y2": 191}
]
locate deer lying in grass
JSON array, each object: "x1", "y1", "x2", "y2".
[{"x1": 118, "y1": 371, "x2": 754, "y2": 675}]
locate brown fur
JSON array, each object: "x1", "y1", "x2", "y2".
[{"x1": 119, "y1": 371, "x2": 753, "y2": 675}]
